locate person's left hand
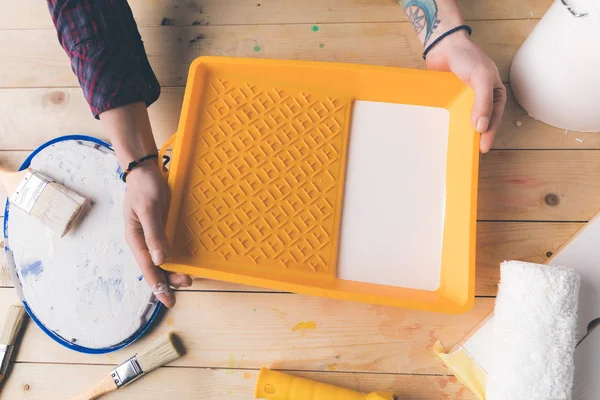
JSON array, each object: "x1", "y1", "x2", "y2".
[
  {"x1": 424, "y1": 30, "x2": 507, "y2": 153},
  {"x1": 123, "y1": 161, "x2": 192, "y2": 308}
]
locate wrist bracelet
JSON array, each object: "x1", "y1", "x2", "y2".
[
  {"x1": 422, "y1": 24, "x2": 472, "y2": 60},
  {"x1": 121, "y1": 153, "x2": 159, "y2": 182}
]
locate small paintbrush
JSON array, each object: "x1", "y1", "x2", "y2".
[
  {"x1": 69, "y1": 332, "x2": 183, "y2": 400},
  {"x1": 0, "y1": 167, "x2": 88, "y2": 237},
  {"x1": 0, "y1": 305, "x2": 27, "y2": 387}
]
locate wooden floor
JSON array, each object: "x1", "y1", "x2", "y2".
[{"x1": 0, "y1": 0, "x2": 589, "y2": 398}]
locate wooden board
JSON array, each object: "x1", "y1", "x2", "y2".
[
  {"x1": 0, "y1": 2, "x2": 588, "y2": 397},
  {"x1": 0, "y1": 20, "x2": 536, "y2": 88},
  {"x1": 2, "y1": 87, "x2": 600, "y2": 151},
  {"x1": 0, "y1": 220, "x2": 582, "y2": 297},
  {"x1": 0, "y1": 288, "x2": 493, "y2": 374},
  {"x1": 2, "y1": 0, "x2": 552, "y2": 29},
  {"x1": 1, "y1": 364, "x2": 475, "y2": 400},
  {"x1": 478, "y1": 150, "x2": 600, "y2": 222},
  {"x1": 450, "y1": 214, "x2": 600, "y2": 399}
]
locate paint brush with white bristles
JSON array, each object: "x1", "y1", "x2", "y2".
[
  {"x1": 0, "y1": 305, "x2": 28, "y2": 387},
  {"x1": 68, "y1": 332, "x2": 184, "y2": 400},
  {"x1": 0, "y1": 167, "x2": 88, "y2": 237}
]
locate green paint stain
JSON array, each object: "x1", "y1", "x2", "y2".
[
  {"x1": 227, "y1": 390, "x2": 233, "y2": 395},
  {"x1": 253, "y1": 308, "x2": 257, "y2": 312},
  {"x1": 319, "y1": 43, "x2": 325, "y2": 48},
  {"x1": 312, "y1": 25, "x2": 319, "y2": 32},
  {"x1": 253, "y1": 45, "x2": 262, "y2": 52}
]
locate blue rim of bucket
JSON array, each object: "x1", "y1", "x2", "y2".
[{"x1": 3, "y1": 134, "x2": 163, "y2": 354}]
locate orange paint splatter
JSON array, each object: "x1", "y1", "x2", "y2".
[
  {"x1": 166, "y1": 316, "x2": 175, "y2": 327},
  {"x1": 327, "y1": 363, "x2": 337, "y2": 371},
  {"x1": 427, "y1": 330, "x2": 438, "y2": 350},
  {"x1": 244, "y1": 372, "x2": 252, "y2": 379},
  {"x1": 292, "y1": 321, "x2": 317, "y2": 331},
  {"x1": 405, "y1": 323, "x2": 422, "y2": 332},
  {"x1": 455, "y1": 387, "x2": 467, "y2": 399},
  {"x1": 438, "y1": 377, "x2": 448, "y2": 389}
]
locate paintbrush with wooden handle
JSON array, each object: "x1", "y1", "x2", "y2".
[
  {"x1": 0, "y1": 167, "x2": 88, "y2": 237},
  {"x1": 0, "y1": 305, "x2": 27, "y2": 387},
  {"x1": 68, "y1": 332, "x2": 183, "y2": 400}
]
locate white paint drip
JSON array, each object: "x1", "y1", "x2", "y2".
[
  {"x1": 6, "y1": 141, "x2": 157, "y2": 349},
  {"x1": 152, "y1": 282, "x2": 170, "y2": 295}
]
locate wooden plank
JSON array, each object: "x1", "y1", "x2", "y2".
[
  {"x1": 0, "y1": 289, "x2": 493, "y2": 373},
  {"x1": 495, "y1": 87, "x2": 600, "y2": 149},
  {"x1": 478, "y1": 150, "x2": 600, "y2": 221},
  {"x1": 475, "y1": 222, "x2": 582, "y2": 296},
  {"x1": 0, "y1": 88, "x2": 183, "y2": 150},
  {"x1": 2, "y1": 0, "x2": 551, "y2": 29},
  {"x1": 2, "y1": 86, "x2": 600, "y2": 151},
  {"x1": 0, "y1": 20, "x2": 536, "y2": 88},
  {"x1": 0, "y1": 220, "x2": 583, "y2": 296},
  {"x1": 7, "y1": 149, "x2": 599, "y2": 222},
  {"x1": 1, "y1": 364, "x2": 474, "y2": 400}
]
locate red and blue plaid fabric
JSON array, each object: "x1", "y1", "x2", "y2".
[{"x1": 46, "y1": 0, "x2": 160, "y2": 118}]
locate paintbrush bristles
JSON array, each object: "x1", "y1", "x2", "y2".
[
  {"x1": 0, "y1": 305, "x2": 26, "y2": 346},
  {"x1": 136, "y1": 333, "x2": 182, "y2": 374},
  {"x1": 30, "y1": 180, "x2": 87, "y2": 237}
]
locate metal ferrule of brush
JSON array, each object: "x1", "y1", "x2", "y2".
[
  {"x1": 0, "y1": 344, "x2": 13, "y2": 375},
  {"x1": 111, "y1": 355, "x2": 144, "y2": 388}
]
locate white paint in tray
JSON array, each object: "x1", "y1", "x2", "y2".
[{"x1": 337, "y1": 100, "x2": 450, "y2": 291}]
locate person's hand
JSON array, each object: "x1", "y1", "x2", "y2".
[
  {"x1": 123, "y1": 160, "x2": 192, "y2": 308},
  {"x1": 425, "y1": 30, "x2": 507, "y2": 153},
  {"x1": 101, "y1": 102, "x2": 192, "y2": 308}
]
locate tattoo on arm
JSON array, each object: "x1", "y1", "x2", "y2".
[{"x1": 398, "y1": 0, "x2": 440, "y2": 45}]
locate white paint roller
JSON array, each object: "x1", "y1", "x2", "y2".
[{"x1": 486, "y1": 261, "x2": 580, "y2": 399}]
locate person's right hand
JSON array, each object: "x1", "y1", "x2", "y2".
[
  {"x1": 424, "y1": 30, "x2": 507, "y2": 153},
  {"x1": 123, "y1": 158, "x2": 192, "y2": 308}
]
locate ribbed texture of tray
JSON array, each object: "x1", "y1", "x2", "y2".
[{"x1": 174, "y1": 75, "x2": 351, "y2": 276}]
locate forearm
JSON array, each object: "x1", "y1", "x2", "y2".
[
  {"x1": 398, "y1": 0, "x2": 464, "y2": 46},
  {"x1": 100, "y1": 103, "x2": 158, "y2": 170}
]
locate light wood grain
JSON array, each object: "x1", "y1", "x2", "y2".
[
  {"x1": 2, "y1": 86, "x2": 599, "y2": 151},
  {"x1": 2, "y1": 0, "x2": 551, "y2": 30},
  {"x1": 495, "y1": 86, "x2": 600, "y2": 150},
  {"x1": 0, "y1": 20, "x2": 535, "y2": 89},
  {"x1": 1, "y1": 364, "x2": 474, "y2": 400},
  {"x1": 0, "y1": 219, "x2": 582, "y2": 296},
  {"x1": 478, "y1": 150, "x2": 600, "y2": 221},
  {"x1": 475, "y1": 222, "x2": 582, "y2": 296},
  {"x1": 0, "y1": 289, "x2": 493, "y2": 374},
  {"x1": 0, "y1": 88, "x2": 182, "y2": 150}
]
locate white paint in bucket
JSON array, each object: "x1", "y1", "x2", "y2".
[{"x1": 6, "y1": 140, "x2": 157, "y2": 350}]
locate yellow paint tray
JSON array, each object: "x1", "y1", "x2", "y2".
[{"x1": 160, "y1": 56, "x2": 478, "y2": 314}]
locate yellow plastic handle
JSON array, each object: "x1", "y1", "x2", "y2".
[
  {"x1": 158, "y1": 133, "x2": 178, "y2": 180},
  {"x1": 255, "y1": 368, "x2": 397, "y2": 400}
]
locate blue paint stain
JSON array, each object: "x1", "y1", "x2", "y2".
[
  {"x1": 138, "y1": 275, "x2": 144, "y2": 281},
  {"x1": 21, "y1": 261, "x2": 43, "y2": 279}
]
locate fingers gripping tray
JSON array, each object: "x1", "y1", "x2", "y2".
[{"x1": 161, "y1": 57, "x2": 478, "y2": 314}]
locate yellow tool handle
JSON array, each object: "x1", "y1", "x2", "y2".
[{"x1": 255, "y1": 368, "x2": 397, "y2": 400}]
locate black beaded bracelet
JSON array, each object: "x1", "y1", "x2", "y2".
[
  {"x1": 422, "y1": 24, "x2": 472, "y2": 60},
  {"x1": 121, "y1": 153, "x2": 159, "y2": 182}
]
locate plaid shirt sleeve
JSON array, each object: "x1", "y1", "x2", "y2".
[{"x1": 46, "y1": 0, "x2": 160, "y2": 119}]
